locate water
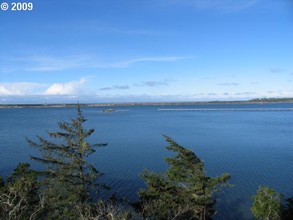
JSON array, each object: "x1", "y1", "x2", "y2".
[{"x1": 1, "y1": 103, "x2": 293, "y2": 219}]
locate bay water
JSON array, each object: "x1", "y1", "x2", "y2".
[{"x1": 1, "y1": 103, "x2": 293, "y2": 219}]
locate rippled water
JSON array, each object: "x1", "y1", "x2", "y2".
[{"x1": 1, "y1": 103, "x2": 293, "y2": 219}]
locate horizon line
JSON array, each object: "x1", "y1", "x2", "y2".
[{"x1": 1, "y1": 97, "x2": 293, "y2": 107}]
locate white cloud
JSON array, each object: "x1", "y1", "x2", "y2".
[
  {"x1": 217, "y1": 82, "x2": 239, "y2": 86},
  {"x1": 135, "y1": 79, "x2": 173, "y2": 87},
  {"x1": 24, "y1": 56, "x2": 95, "y2": 72},
  {"x1": 47, "y1": 20, "x2": 160, "y2": 36},
  {"x1": 0, "y1": 86, "x2": 12, "y2": 95},
  {"x1": 1, "y1": 90, "x2": 293, "y2": 104},
  {"x1": 45, "y1": 78, "x2": 86, "y2": 95},
  {"x1": 113, "y1": 85, "x2": 130, "y2": 90},
  {"x1": 99, "y1": 85, "x2": 130, "y2": 91},
  {"x1": 0, "y1": 78, "x2": 88, "y2": 96},
  {"x1": 141, "y1": 81, "x2": 169, "y2": 87},
  {"x1": 0, "y1": 82, "x2": 45, "y2": 96},
  {"x1": 1, "y1": 55, "x2": 192, "y2": 73},
  {"x1": 270, "y1": 68, "x2": 286, "y2": 73},
  {"x1": 94, "y1": 56, "x2": 193, "y2": 68}
]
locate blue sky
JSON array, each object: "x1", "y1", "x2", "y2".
[{"x1": 0, "y1": 0, "x2": 293, "y2": 104}]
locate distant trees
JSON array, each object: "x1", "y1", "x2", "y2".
[
  {"x1": 27, "y1": 105, "x2": 108, "y2": 219},
  {"x1": 138, "y1": 135, "x2": 231, "y2": 220}
]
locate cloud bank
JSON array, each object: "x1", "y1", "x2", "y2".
[
  {"x1": 0, "y1": 82, "x2": 45, "y2": 96},
  {"x1": 45, "y1": 78, "x2": 86, "y2": 95},
  {"x1": 0, "y1": 78, "x2": 87, "y2": 96}
]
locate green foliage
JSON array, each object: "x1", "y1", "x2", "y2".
[
  {"x1": 27, "y1": 105, "x2": 107, "y2": 219},
  {"x1": 0, "y1": 163, "x2": 43, "y2": 220},
  {"x1": 138, "y1": 135, "x2": 231, "y2": 220},
  {"x1": 6, "y1": 163, "x2": 38, "y2": 184},
  {"x1": 249, "y1": 97, "x2": 293, "y2": 103},
  {"x1": 139, "y1": 171, "x2": 184, "y2": 219},
  {"x1": 251, "y1": 186, "x2": 282, "y2": 220}
]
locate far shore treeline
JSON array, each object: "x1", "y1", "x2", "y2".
[
  {"x1": 0, "y1": 97, "x2": 293, "y2": 109},
  {"x1": 0, "y1": 105, "x2": 292, "y2": 220}
]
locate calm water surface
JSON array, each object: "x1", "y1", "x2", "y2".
[{"x1": 1, "y1": 103, "x2": 293, "y2": 219}]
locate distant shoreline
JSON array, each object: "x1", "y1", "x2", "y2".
[{"x1": 1, "y1": 98, "x2": 293, "y2": 109}]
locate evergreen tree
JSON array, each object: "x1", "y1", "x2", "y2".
[
  {"x1": 0, "y1": 163, "x2": 43, "y2": 220},
  {"x1": 139, "y1": 135, "x2": 231, "y2": 220},
  {"x1": 251, "y1": 186, "x2": 282, "y2": 220},
  {"x1": 27, "y1": 105, "x2": 107, "y2": 219}
]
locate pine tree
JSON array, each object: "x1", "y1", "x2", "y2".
[
  {"x1": 27, "y1": 105, "x2": 107, "y2": 219},
  {"x1": 139, "y1": 135, "x2": 231, "y2": 220},
  {"x1": 251, "y1": 186, "x2": 282, "y2": 220},
  {"x1": 0, "y1": 163, "x2": 43, "y2": 220}
]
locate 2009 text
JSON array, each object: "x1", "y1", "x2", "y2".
[
  {"x1": 11, "y1": 2, "x2": 33, "y2": 11},
  {"x1": 0, "y1": 2, "x2": 33, "y2": 11}
]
